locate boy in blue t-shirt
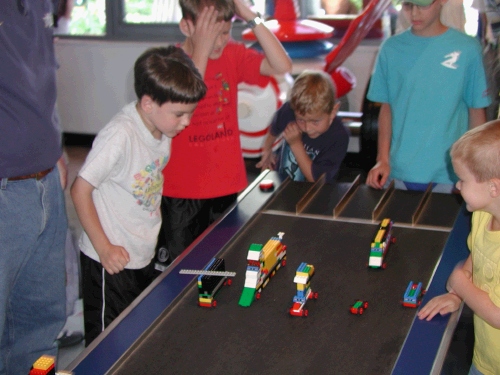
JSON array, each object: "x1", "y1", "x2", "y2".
[
  {"x1": 365, "y1": 0, "x2": 490, "y2": 192},
  {"x1": 258, "y1": 70, "x2": 349, "y2": 183}
]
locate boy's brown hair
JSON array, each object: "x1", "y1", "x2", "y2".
[
  {"x1": 289, "y1": 70, "x2": 337, "y2": 116},
  {"x1": 451, "y1": 120, "x2": 500, "y2": 182},
  {"x1": 134, "y1": 45, "x2": 207, "y2": 105},
  {"x1": 179, "y1": 0, "x2": 235, "y2": 22}
]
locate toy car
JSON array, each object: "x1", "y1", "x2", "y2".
[
  {"x1": 239, "y1": 233, "x2": 287, "y2": 307},
  {"x1": 289, "y1": 262, "x2": 318, "y2": 317},
  {"x1": 402, "y1": 281, "x2": 426, "y2": 308},
  {"x1": 179, "y1": 258, "x2": 236, "y2": 308},
  {"x1": 368, "y1": 218, "x2": 396, "y2": 269},
  {"x1": 350, "y1": 300, "x2": 369, "y2": 315}
]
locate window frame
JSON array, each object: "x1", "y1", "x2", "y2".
[{"x1": 60, "y1": 0, "x2": 248, "y2": 42}]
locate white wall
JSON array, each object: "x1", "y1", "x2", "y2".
[
  {"x1": 55, "y1": 39, "x2": 163, "y2": 134},
  {"x1": 55, "y1": 38, "x2": 379, "y2": 135}
]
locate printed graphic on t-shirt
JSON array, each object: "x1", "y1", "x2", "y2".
[
  {"x1": 187, "y1": 71, "x2": 234, "y2": 146},
  {"x1": 279, "y1": 142, "x2": 318, "y2": 182},
  {"x1": 441, "y1": 51, "x2": 460, "y2": 69},
  {"x1": 132, "y1": 156, "x2": 168, "y2": 214}
]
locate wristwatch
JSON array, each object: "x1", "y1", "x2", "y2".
[{"x1": 247, "y1": 15, "x2": 263, "y2": 29}]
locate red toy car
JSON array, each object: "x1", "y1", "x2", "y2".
[{"x1": 350, "y1": 300, "x2": 369, "y2": 315}]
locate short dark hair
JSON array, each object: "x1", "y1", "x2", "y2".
[
  {"x1": 134, "y1": 45, "x2": 206, "y2": 105},
  {"x1": 179, "y1": 0, "x2": 235, "y2": 23}
]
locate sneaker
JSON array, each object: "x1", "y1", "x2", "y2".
[{"x1": 56, "y1": 330, "x2": 84, "y2": 348}]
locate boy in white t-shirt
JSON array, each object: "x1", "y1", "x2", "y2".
[{"x1": 70, "y1": 46, "x2": 206, "y2": 346}]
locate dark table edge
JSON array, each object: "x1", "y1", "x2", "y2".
[{"x1": 391, "y1": 205, "x2": 470, "y2": 375}]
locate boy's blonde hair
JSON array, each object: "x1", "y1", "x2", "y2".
[
  {"x1": 290, "y1": 70, "x2": 337, "y2": 116},
  {"x1": 451, "y1": 120, "x2": 500, "y2": 182},
  {"x1": 179, "y1": 0, "x2": 235, "y2": 22}
]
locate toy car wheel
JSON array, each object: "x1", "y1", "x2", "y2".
[
  {"x1": 304, "y1": 310, "x2": 308, "y2": 317},
  {"x1": 282, "y1": 259, "x2": 287, "y2": 267},
  {"x1": 359, "y1": 307, "x2": 364, "y2": 315},
  {"x1": 392, "y1": 237, "x2": 396, "y2": 244},
  {"x1": 313, "y1": 292, "x2": 319, "y2": 299},
  {"x1": 256, "y1": 292, "x2": 261, "y2": 300},
  {"x1": 363, "y1": 301, "x2": 369, "y2": 309},
  {"x1": 227, "y1": 279, "x2": 232, "y2": 286},
  {"x1": 382, "y1": 263, "x2": 387, "y2": 269},
  {"x1": 212, "y1": 300, "x2": 217, "y2": 307}
]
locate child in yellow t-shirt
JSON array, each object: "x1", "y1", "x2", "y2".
[{"x1": 418, "y1": 120, "x2": 500, "y2": 375}]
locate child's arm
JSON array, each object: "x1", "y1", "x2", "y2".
[
  {"x1": 417, "y1": 293, "x2": 462, "y2": 321},
  {"x1": 233, "y1": 0, "x2": 292, "y2": 75},
  {"x1": 469, "y1": 107, "x2": 486, "y2": 129},
  {"x1": 71, "y1": 176, "x2": 130, "y2": 275},
  {"x1": 183, "y1": 6, "x2": 225, "y2": 77},
  {"x1": 366, "y1": 102, "x2": 391, "y2": 189},
  {"x1": 284, "y1": 122, "x2": 315, "y2": 182},
  {"x1": 448, "y1": 255, "x2": 500, "y2": 328},
  {"x1": 256, "y1": 131, "x2": 278, "y2": 171},
  {"x1": 417, "y1": 258, "x2": 471, "y2": 321}
]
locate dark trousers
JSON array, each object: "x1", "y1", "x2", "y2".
[
  {"x1": 156, "y1": 194, "x2": 238, "y2": 264},
  {"x1": 80, "y1": 252, "x2": 159, "y2": 346}
]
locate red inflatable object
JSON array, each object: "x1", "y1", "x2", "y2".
[
  {"x1": 324, "y1": 0, "x2": 392, "y2": 73},
  {"x1": 242, "y1": 0, "x2": 333, "y2": 42},
  {"x1": 242, "y1": 19, "x2": 333, "y2": 42},
  {"x1": 330, "y1": 66, "x2": 357, "y2": 98}
]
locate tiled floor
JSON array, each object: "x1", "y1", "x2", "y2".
[
  {"x1": 57, "y1": 299, "x2": 85, "y2": 370},
  {"x1": 59, "y1": 146, "x2": 473, "y2": 373}
]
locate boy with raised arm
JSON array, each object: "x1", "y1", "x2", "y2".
[{"x1": 157, "y1": 0, "x2": 292, "y2": 265}]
